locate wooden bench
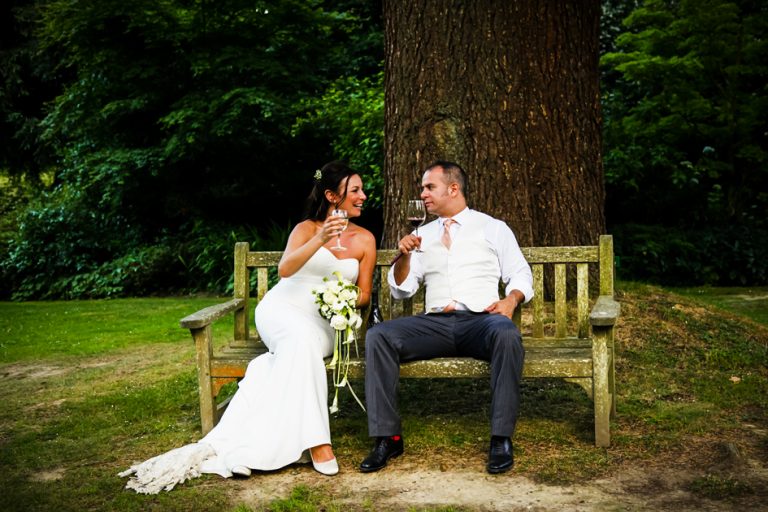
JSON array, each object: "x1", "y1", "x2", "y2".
[{"x1": 180, "y1": 235, "x2": 620, "y2": 446}]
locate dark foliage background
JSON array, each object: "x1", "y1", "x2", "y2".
[
  {"x1": 0, "y1": 0, "x2": 384, "y2": 298},
  {"x1": 601, "y1": 0, "x2": 768, "y2": 285},
  {"x1": 0, "y1": 0, "x2": 765, "y2": 299}
]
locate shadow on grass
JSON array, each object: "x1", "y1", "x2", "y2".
[{"x1": 327, "y1": 375, "x2": 599, "y2": 482}]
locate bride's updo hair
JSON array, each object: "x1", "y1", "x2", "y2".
[{"x1": 303, "y1": 161, "x2": 357, "y2": 221}]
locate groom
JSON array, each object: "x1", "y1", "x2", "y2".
[{"x1": 360, "y1": 161, "x2": 534, "y2": 474}]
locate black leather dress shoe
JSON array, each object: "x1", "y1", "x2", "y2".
[
  {"x1": 359, "y1": 436, "x2": 404, "y2": 473},
  {"x1": 487, "y1": 436, "x2": 514, "y2": 474}
]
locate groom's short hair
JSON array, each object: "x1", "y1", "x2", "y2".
[{"x1": 426, "y1": 160, "x2": 468, "y2": 199}]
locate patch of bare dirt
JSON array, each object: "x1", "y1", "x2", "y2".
[
  {"x1": 0, "y1": 364, "x2": 70, "y2": 379},
  {"x1": 0, "y1": 360, "x2": 111, "y2": 380},
  {"x1": 28, "y1": 398, "x2": 67, "y2": 410},
  {"x1": 228, "y1": 432, "x2": 768, "y2": 511},
  {"x1": 29, "y1": 467, "x2": 66, "y2": 482},
  {"x1": 733, "y1": 294, "x2": 768, "y2": 301},
  {"x1": 229, "y1": 460, "x2": 767, "y2": 511},
  {"x1": 0, "y1": 343, "x2": 193, "y2": 387}
]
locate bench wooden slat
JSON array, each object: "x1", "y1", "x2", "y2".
[
  {"x1": 234, "y1": 243, "x2": 249, "y2": 341},
  {"x1": 599, "y1": 236, "x2": 614, "y2": 295},
  {"x1": 246, "y1": 251, "x2": 283, "y2": 266},
  {"x1": 210, "y1": 346, "x2": 593, "y2": 380},
  {"x1": 213, "y1": 335, "x2": 593, "y2": 355},
  {"x1": 532, "y1": 264, "x2": 544, "y2": 337},
  {"x1": 257, "y1": 267, "x2": 269, "y2": 302},
  {"x1": 522, "y1": 246, "x2": 599, "y2": 263},
  {"x1": 523, "y1": 337, "x2": 592, "y2": 348},
  {"x1": 391, "y1": 349, "x2": 593, "y2": 379},
  {"x1": 577, "y1": 263, "x2": 589, "y2": 338},
  {"x1": 379, "y1": 267, "x2": 393, "y2": 320},
  {"x1": 555, "y1": 263, "x2": 567, "y2": 338}
]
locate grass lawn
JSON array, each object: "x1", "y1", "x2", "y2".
[
  {"x1": 670, "y1": 286, "x2": 768, "y2": 326},
  {"x1": 0, "y1": 297, "x2": 236, "y2": 362},
  {"x1": 0, "y1": 286, "x2": 766, "y2": 510}
]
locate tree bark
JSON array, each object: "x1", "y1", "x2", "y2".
[{"x1": 382, "y1": 0, "x2": 605, "y2": 248}]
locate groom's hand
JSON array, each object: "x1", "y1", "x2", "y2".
[
  {"x1": 485, "y1": 291, "x2": 524, "y2": 319},
  {"x1": 398, "y1": 234, "x2": 422, "y2": 255}
]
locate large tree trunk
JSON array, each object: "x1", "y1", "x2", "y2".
[{"x1": 382, "y1": 0, "x2": 605, "y2": 248}]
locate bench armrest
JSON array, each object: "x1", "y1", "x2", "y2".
[
  {"x1": 589, "y1": 295, "x2": 620, "y2": 327},
  {"x1": 180, "y1": 298, "x2": 246, "y2": 329}
]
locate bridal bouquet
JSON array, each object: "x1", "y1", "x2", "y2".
[{"x1": 312, "y1": 271, "x2": 366, "y2": 413}]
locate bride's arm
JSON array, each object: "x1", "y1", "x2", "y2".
[
  {"x1": 277, "y1": 219, "x2": 341, "y2": 278},
  {"x1": 354, "y1": 230, "x2": 377, "y2": 309}
]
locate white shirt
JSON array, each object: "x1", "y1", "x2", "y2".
[{"x1": 388, "y1": 207, "x2": 534, "y2": 306}]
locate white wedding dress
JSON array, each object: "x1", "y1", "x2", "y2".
[{"x1": 120, "y1": 247, "x2": 359, "y2": 494}]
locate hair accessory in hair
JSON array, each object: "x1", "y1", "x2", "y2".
[{"x1": 314, "y1": 169, "x2": 322, "y2": 181}]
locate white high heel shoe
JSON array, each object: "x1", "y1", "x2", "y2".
[{"x1": 310, "y1": 452, "x2": 339, "y2": 476}]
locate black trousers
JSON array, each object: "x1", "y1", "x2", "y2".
[{"x1": 364, "y1": 311, "x2": 525, "y2": 438}]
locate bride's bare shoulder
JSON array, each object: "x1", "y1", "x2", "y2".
[
  {"x1": 285, "y1": 220, "x2": 321, "y2": 245},
  {"x1": 292, "y1": 219, "x2": 320, "y2": 233},
  {"x1": 349, "y1": 224, "x2": 375, "y2": 245}
]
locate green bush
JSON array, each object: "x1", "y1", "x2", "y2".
[
  {"x1": 613, "y1": 223, "x2": 768, "y2": 286},
  {"x1": 1, "y1": 189, "x2": 141, "y2": 300},
  {"x1": 175, "y1": 220, "x2": 290, "y2": 295},
  {"x1": 292, "y1": 71, "x2": 385, "y2": 208},
  {"x1": 1, "y1": 213, "x2": 291, "y2": 300},
  {"x1": 47, "y1": 245, "x2": 178, "y2": 299}
]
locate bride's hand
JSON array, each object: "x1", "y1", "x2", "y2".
[{"x1": 319, "y1": 216, "x2": 346, "y2": 243}]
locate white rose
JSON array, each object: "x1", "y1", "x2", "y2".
[
  {"x1": 330, "y1": 315, "x2": 348, "y2": 330},
  {"x1": 320, "y1": 304, "x2": 331, "y2": 317},
  {"x1": 331, "y1": 300, "x2": 345, "y2": 312},
  {"x1": 322, "y1": 291, "x2": 337, "y2": 304},
  {"x1": 339, "y1": 288, "x2": 356, "y2": 302},
  {"x1": 349, "y1": 312, "x2": 363, "y2": 329}
]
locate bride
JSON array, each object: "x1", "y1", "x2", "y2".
[{"x1": 121, "y1": 161, "x2": 376, "y2": 493}]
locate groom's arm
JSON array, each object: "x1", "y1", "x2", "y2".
[{"x1": 388, "y1": 254, "x2": 422, "y2": 299}]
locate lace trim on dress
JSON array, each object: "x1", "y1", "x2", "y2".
[{"x1": 118, "y1": 443, "x2": 216, "y2": 494}]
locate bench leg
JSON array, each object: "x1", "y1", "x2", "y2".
[
  {"x1": 593, "y1": 328, "x2": 611, "y2": 447},
  {"x1": 609, "y1": 330, "x2": 617, "y2": 419},
  {"x1": 192, "y1": 325, "x2": 216, "y2": 436}
]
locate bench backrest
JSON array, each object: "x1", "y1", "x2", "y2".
[{"x1": 232, "y1": 235, "x2": 614, "y2": 343}]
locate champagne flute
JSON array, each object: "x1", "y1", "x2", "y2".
[
  {"x1": 406, "y1": 199, "x2": 427, "y2": 252},
  {"x1": 330, "y1": 209, "x2": 349, "y2": 251}
]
